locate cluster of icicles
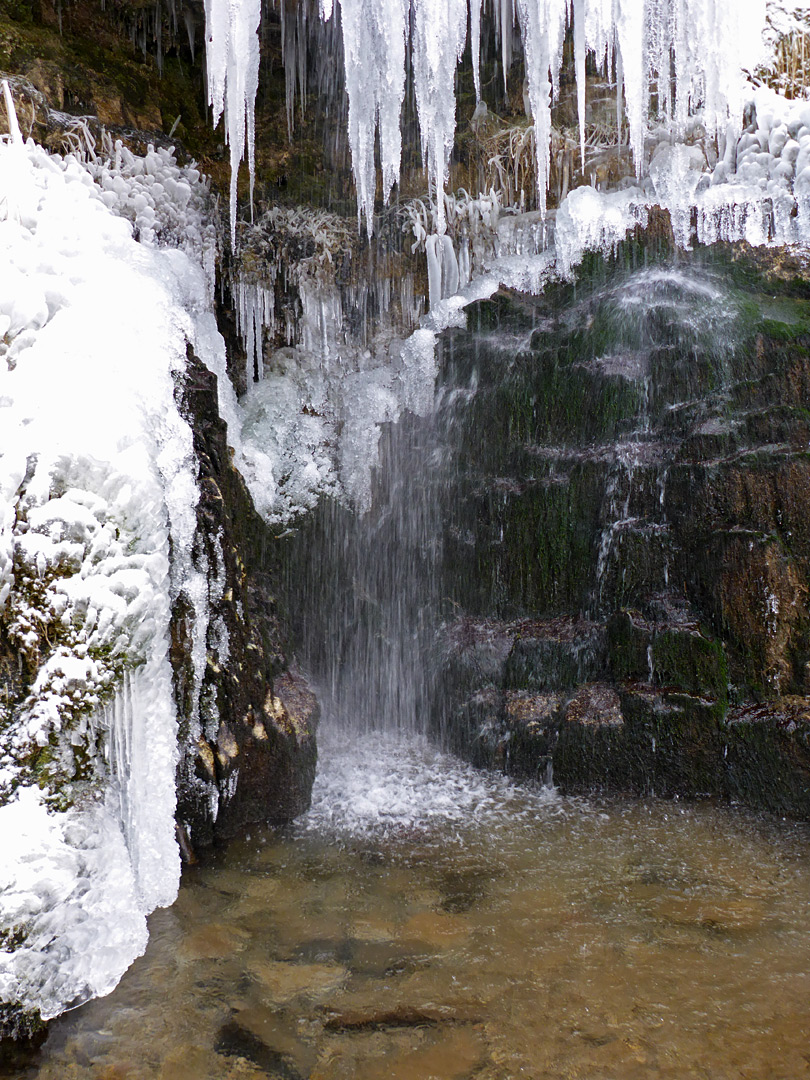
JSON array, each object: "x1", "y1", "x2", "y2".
[{"x1": 204, "y1": 0, "x2": 766, "y2": 238}]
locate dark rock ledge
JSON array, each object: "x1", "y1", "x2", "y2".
[{"x1": 173, "y1": 349, "x2": 318, "y2": 850}]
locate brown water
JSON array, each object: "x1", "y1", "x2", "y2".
[{"x1": 7, "y1": 732, "x2": 810, "y2": 1080}]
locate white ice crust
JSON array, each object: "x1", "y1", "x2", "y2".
[{"x1": 0, "y1": 93, "x2": 224, "y2": 1020}]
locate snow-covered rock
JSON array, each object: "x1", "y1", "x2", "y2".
[{"x1": 0, "y1": 88, "x2": 212, "y2": 1028}]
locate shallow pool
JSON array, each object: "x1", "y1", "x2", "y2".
[{"x1": 6, "y1": 731, "x2": 810, "y2": 1080}]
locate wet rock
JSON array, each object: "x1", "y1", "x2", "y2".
[
  {"x1": 503, "y1": 690, "x2": 564, "y2": 779},
  {"x1": 247, "y1": 960, "x2": 348, "y2": 1004},
  {"x1": 437, "y1": 868, "x2": 493, "y2": 914},
  {"x1": 228, "y1": 1007, "x2": 318, "y2": 1076},
  {"x1": 400, "y1": 911, "x2": 472, "y2": 949},
  {"x1": 310, "y1": 1026, "x2": 487, "y2": 1080},
  {"x1": 321, "y1": 975, "x2": 487, "y2": 1031},
  {"x1": 346, "y1": 940, "x2": 427, "y2": 978},
  {"x1": 158, "y1": 1045, "x2": 220, "y2": 1080},
  {"x1": 607, "y1": 609, "x2": 728, "y2": 701},
  {"x1": 649, "y1": 892, "x2": 767, "y2": 935},
  {"x1": 177, "y1": 923, "x2": 248, "y2": 962},
  {"x1": 505, "y1": 617, "x2": 608, "y2": 690},
  {"x1": 722, "y1": 699, "x2": 810, "y2": 817},
  {"x1": 565, "y1": 683, "x2": 624, "y2": 727},
  {"x1": 349, "y1": 916, "x2": 400, "y2": 944},
  {"x1": 0, "y1": 1002, "x2": 45, "y2": 1045},
  {"x1": 434, "y1": 248, "x2": 810, "y2": 818},
  {"x1": 215, "y1": 1017, "x2": 306, "y2": 1079},
  {"x1": 444, "y1": 686, "x2": 504, "y2": 768},
  {"x1": 173, "y1": 351, "x2": 318, "y2": 845}
]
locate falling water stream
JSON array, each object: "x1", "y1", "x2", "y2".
[{"x1": 6, "y1": 260, "x2": 810, "y2": 1079}]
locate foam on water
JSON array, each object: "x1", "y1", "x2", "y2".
[{"x1": 299, "y1": 729, "x2": 565, "y2": 842}]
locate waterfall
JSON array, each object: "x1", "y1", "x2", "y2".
[{"x1": 286, "y1": 404, "x2": 447, "y2": 736}]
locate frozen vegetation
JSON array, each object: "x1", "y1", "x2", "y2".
[
  {"x1": 0, "y1": 85, "x2": 227, "y2": 1024},
  {"x1": 209, "y1": 0, "x2": 810, "y2": 526}
]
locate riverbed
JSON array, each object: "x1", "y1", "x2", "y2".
[{"x1": 6, "y1": 729, "x2": 810, "y2": 1080}]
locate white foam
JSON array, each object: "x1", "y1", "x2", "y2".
[{"x1": 300, "y1": 729, "x2": 564, "y2": 842}]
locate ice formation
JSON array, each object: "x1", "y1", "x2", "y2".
[
  {"x1": 0, "y1": 85, "x2": 231, "y2": 1021},
  {"x1": 327, "y1": 0, "x2": 764, "y2": 230},
  {"x1": 203, "y1": 0, "x2": 261, "y2": 240},
  {"x1": 59, "y1": 119, "x2": 220, "y2": 300},
  {"x1": 200, "y1": 0, "x2": 767, "y2": 236},
  {"x1": 338, "y1": 0, "x2": 408, "y2": 235}
]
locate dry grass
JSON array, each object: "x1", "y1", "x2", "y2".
[{"x1": 753, "y1": 3, "x2": 810, "y2": 99}]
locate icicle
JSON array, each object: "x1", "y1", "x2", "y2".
[
  {"x1": 572, "y1": 0, "x2": 586, "y2": 172},
  {"x1": 614, "y1": 0, "x2": 647, "y2": 176},
  {"x1": 234, "y1": 277, "x2": 275, "y2": 381},
  {"x1": 615, "y1": 33, "x2": 623, "y2": 149},
  {"x1": 425, "y1": 233, "x2": 443, "y2": 309},
  {"x1": 184, "y1": 6, "x2": 196, "y2": 61},
  {"x1": 411, "y1": 0, "x2": 470, "y2": 233},
  {"x1": 202, "y1": 0, "x2": 261, "y2": 244},
  {"x1": 514, "y1": 0, "x2": 567, "y2": 212},
  {"x1": 440, "y1": 233, "x2": 459, "y2": 296},
  {"x1": 2, "y1": 79, "x2": 23, "y2": 146},
  {"x1": 469, "y1": 0, "x2": 482, "y2": 102},
  {"x1": 338, "y1": 0, "x2": 408, "y2": 235},
  {"x1": 104, "y1": 662, "x2": 180, "y2": 912},
  {"x1": 316, "y1": 0, "x2": 768, "y2": 232},
  {"x1": 498, "y1": 0, "x2": 515, "y2": 94}
]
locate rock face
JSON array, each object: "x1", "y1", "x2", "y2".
[
  {"x1": 173, "y1": 351, "x2": 318, "y2": 848},
  {"x1": 431, "y1": 239, "x2": 810, "y2": 817}
]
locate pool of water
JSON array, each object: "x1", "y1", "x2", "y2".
[{"x1": 5, "y1": 731, "x2": 810, "y2": 1079}]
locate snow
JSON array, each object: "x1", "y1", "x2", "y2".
[
  {"x1": 0, "y1": 786, "x2": 147, "y2": 1021},
  {"x1": 0, "y1": 84, "x2": 231, "y2": 1021}
]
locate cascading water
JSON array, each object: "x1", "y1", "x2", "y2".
[
  {"x1": 283, "y1": 254, "x2": 743, "y2": 765},
  {"x1": 588, "y1": 266, "x2": 740, "y2": 614},
  {"x1": 284, "y1": 405, "x2": 447, "y2": 740},
  {"x1": 270, "y1": 339, "x2": 552, "y2": 842}
]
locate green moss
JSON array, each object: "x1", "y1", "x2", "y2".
[
  {"x1": 607, "y1": 611, "x2": 651, "y2": 682},
  {"x1": 0, "y1": 925, "x2": 28, "y2": 951},
  {"x1": 0, "y1": 1001, "x2": 46, "y2": 1043},
  {"x1": 607, "y1": 611, "x2": 728, "y2": 701},
  {"x1": 722, "y1": 708, "x2": 810, "y2": 818},
  {"x1": 757, "y1": 318, "x2": 810, "y2": 342},
  {"x1": 652, "y1": 628, "x2": 728, "y2": 702}
]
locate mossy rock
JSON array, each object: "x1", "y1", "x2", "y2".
[
  {"x1": 554, "y1": 685, "x2": 726, "y2": 797},
  {"x1": 0, "y1": 1001, "x2": 46, "y2": 1043},
  {"x1": 597, "y1": 522, "x2": 674, "y2": 612},
  {"x1": 607, "y1": 611, "x2": 728, "y2": 701},
  {"x1": 503, "y1": 690, "x2": 565, "y2": 780},
  {"x1": 652, "y1": 628, "x2": 728, "y2": 701},
  {"x1": 443, "y1": 686, "x2": 504, "y2": 769},
  {"x1": 504, "y1": 622, "x2": 607, "y2": 690},
  {"x1": 721, "y1": 700, "x2": 810, "y2": 817}
]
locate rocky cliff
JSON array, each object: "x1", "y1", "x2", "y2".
[{"x1": 431, "y1": 232, "x2": 810, "y2": 816}]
